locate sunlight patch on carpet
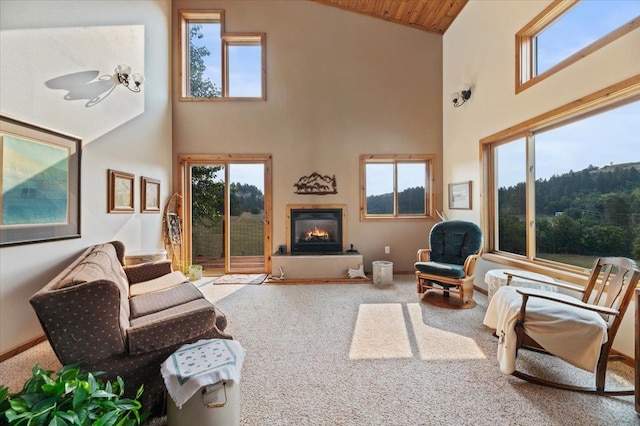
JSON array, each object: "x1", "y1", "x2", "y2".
[
  {"x1": 198, "y1": 283, "x2": 247, "y2": 304},
  {"x1": 349, "y1": 303, "x2": 412, "y2": 360},
  {"x1": 407, "y1": 303, "x2": 486, "y2": 361}
]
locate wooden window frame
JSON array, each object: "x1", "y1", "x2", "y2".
[
  {"x1": 359, "y1": 154, "x2": 435, "y2": 222},
  {"x1": 222, "y1": 33, "x2": 267, "y2": 100},
  {"x1": 179, "y1": 10, "x2": 266, "y2": 101},
  {"x1": 515, "y1": 0, "x2": 640, "y2": 94},
  {"x1": 177, "y1": 154, "x2": 273, "y2": 273},
  {"x1": 481, "y1": 74, "x2": 640, "y2": 284}
]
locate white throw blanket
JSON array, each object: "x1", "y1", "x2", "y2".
[
  {"x1": 161, "y1": 339, "x2": 246, "y2": 408},
  {"x1": 483, "y1": 286, "x2": 608, "y2": 374}
]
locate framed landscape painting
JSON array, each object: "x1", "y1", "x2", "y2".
[
  {"x1": 141, "y1": 176, "x2": 160, "y2": 213},
  {"x1": 0, "y1": 115, "x2": 82, "y2": 246},
  {"x1": 448, "y1": 181, "x2": 472, "y2": 210},
  {"x1": 108, "y1": 169, "x2": 135, "y2": 213}
]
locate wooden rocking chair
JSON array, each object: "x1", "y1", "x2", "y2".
[{"x1": 510, "y1": 257, "x2": 640, "y2": 395}]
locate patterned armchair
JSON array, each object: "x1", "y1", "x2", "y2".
[{"x1": 30, "y1": 241, "x2": 230, "y2": 416}]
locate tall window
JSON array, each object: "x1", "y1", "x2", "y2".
[
  {"x1": 179, "y1": 10, "x2": 266, "y2": 100},
  {"x1": 484, "y1": 78, "x2": 640, "y2": 270},
  {"x1": 360, "y1": 155, "x2": 434, "y2": 221},
  {"x1": 516, "y1": 0, "x2": 640, "y2": 93}
]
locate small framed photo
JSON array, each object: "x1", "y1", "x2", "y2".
[
  {"x1": 141, "y1": 176, "x2": 160, "y2": 213},
  {"x1": 448, "y1": 181, "x2": 472, "y2": 210},
  {"x1": 108, "y1": 169, "x2": 134, "y2": 213}
]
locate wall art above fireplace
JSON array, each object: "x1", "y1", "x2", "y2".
[{"x1": 293, "y1": 172, "x2": 337, "y2": 195}]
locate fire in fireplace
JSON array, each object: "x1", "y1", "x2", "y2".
[{"x1": 290, "y1": 207, "x2": 343, "y2": 254}]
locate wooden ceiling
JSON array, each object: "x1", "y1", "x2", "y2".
[{"x1": 311, "y1": 0, "x2": 468, "y2": 34}]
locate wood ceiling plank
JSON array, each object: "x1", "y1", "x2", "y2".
[
  {"x1": 311, "y1": 0, "x2": 467, "y2": 34},
  {"x1": 387, "y1": 0, "x2": 402, "y2": 19},
  {"x1": 409, "y1": 0, "x2": 429, "y2": 25},
  {"x1": 394, "y1": 1, "x2": 409, "y2": 21},
  {"x1": 416, "y1": 1, "x2": 439, "y2": 27},
  {"x1": 431, "y1": 0, "x2": 461, "y2": 32},
  {"x1": 401, "y1": 0, "x2": 420, "y2": 25},
  {"x1": 364, "y1": 0, "x2": 376, "y2": 13}
]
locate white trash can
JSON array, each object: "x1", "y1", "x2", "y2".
[
  {"x1": 167, "y1": 380, "x2": 239, "y2": 426},
  {"x1": 372, "y1": 261, "x2": 393, "y2": 285}
]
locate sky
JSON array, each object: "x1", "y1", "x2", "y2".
[
  {"x1": 497, "y1": 1, "x2": 640, "y2": 188},
  {"x1": 189, "y1": 2, "x2": 640, "y2": 194}
]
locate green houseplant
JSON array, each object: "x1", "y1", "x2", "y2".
[{"x1": 0, "y1": 364, "x2": 148, "y2": 426}]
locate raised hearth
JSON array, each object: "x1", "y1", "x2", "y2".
[{"x1": 271, "y1": 252, "x2": 365, "y2": 282}]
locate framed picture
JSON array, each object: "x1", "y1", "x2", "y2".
[
  {"x1": 108, "y1": 169, "x2": 134, "y2": 213},
  {"x1": 0, "y1": 115, "x2": 82, "y2": 246},
  {"x1": 448, "y1": 181, "x2": 472, "y2": 210},
  {"x1": 141, "y1": 176, "x2": 160, "y2": 213}
]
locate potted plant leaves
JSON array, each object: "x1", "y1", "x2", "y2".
[{"x1": 0, "y1": 363, "x2": 148, "y2": 426}]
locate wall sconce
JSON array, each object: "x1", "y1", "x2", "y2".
[
  {"x1": 115, "y1": 64, "x2": 144, "y2": 93},
  {"x1": 451, "y1": 84, "x2": 472, "y2": 107}
]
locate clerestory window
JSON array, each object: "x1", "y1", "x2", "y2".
[
  {"x1": 179, "y1": 10, "x2": 266, "y2": 101},
  {"x1": 516, "y1": 0, "x2": 640, "y2": 93}
]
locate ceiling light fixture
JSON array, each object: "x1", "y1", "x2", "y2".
[
  {"x1": 452, "y1": 83, "x2": 472, "y2": 107},
  {"x1": 115, "y1": 64, "x2": 144, "y2": 93}
]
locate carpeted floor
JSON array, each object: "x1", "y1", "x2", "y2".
[{"x1": 1, "y1": 275, "x2": 637, "y2": 425}]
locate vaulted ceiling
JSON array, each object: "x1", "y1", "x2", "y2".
[{"x1": 311, "y1": 0, "x2": 468, "y2": 34}]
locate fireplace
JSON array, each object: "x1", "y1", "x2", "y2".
[{"x1": 288, "y1": 205, "x2": 345, "y2": 254}]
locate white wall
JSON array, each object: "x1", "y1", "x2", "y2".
[
  {"x1": 444, "y1": 1, "x2": 640, "y2": 356},
  {"x1": 0, "y1": 0, "x2": 172, "y2": 354},
  {"x1": 172, "y1": 0, "x2": 444, "y2": 273}
]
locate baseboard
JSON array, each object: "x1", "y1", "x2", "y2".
[
  {"x1": 611, "y1": 349, "x2": 635, "y2": 368},
  {"x1": 267, "y1": 277, "x2": 371, "y2": 284},
  {"x1": 0, "y1": 335, "x2": 47, "y2": 363}
]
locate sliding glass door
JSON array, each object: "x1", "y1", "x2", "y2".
[{"x1": 180, "y1": 155, "x2": 271, "y2": 276}]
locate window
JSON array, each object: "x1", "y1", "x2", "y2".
[
  {"x1": 483, "y1": 77, "x2": 640, "y2": 271},
  {"x1": 516, "y1": 0, "x2": 640, "y2": 93},
  {"x1": 360, "y1": 155, "x2": 434, "y2": 221},
  {"x1": 179, "y1": 10, "x2": 266, "y2": 100}
]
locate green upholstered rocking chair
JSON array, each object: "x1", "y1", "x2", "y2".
[{"x1": 415, "y1": 220, "x2": 483, "y2": 308}]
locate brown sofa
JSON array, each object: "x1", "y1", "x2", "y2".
[{"x1": 30, "y1": 241, "x2": 231, "y2": 416}]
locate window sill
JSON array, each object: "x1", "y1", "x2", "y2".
[{"x1": 482, "y1": 253, "x2": 590, "y2": 286}]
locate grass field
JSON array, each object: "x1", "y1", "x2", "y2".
[
  {"x1": 192, "y1": 212, "x2": 264, "y2": 257},
  {"x1": 536, "y1": 253, "x2": 598, "y2": 269}
]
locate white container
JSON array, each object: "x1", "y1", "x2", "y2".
[
  {"x1": 167, "y1": 380, "x2": 239, "y2": 426},
  {"x1": 188, "y1": 264, "x2": 203, "y2": 281},
  {"x1": 372, "y1": 261, "x2": 393, "y2": 285}
]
